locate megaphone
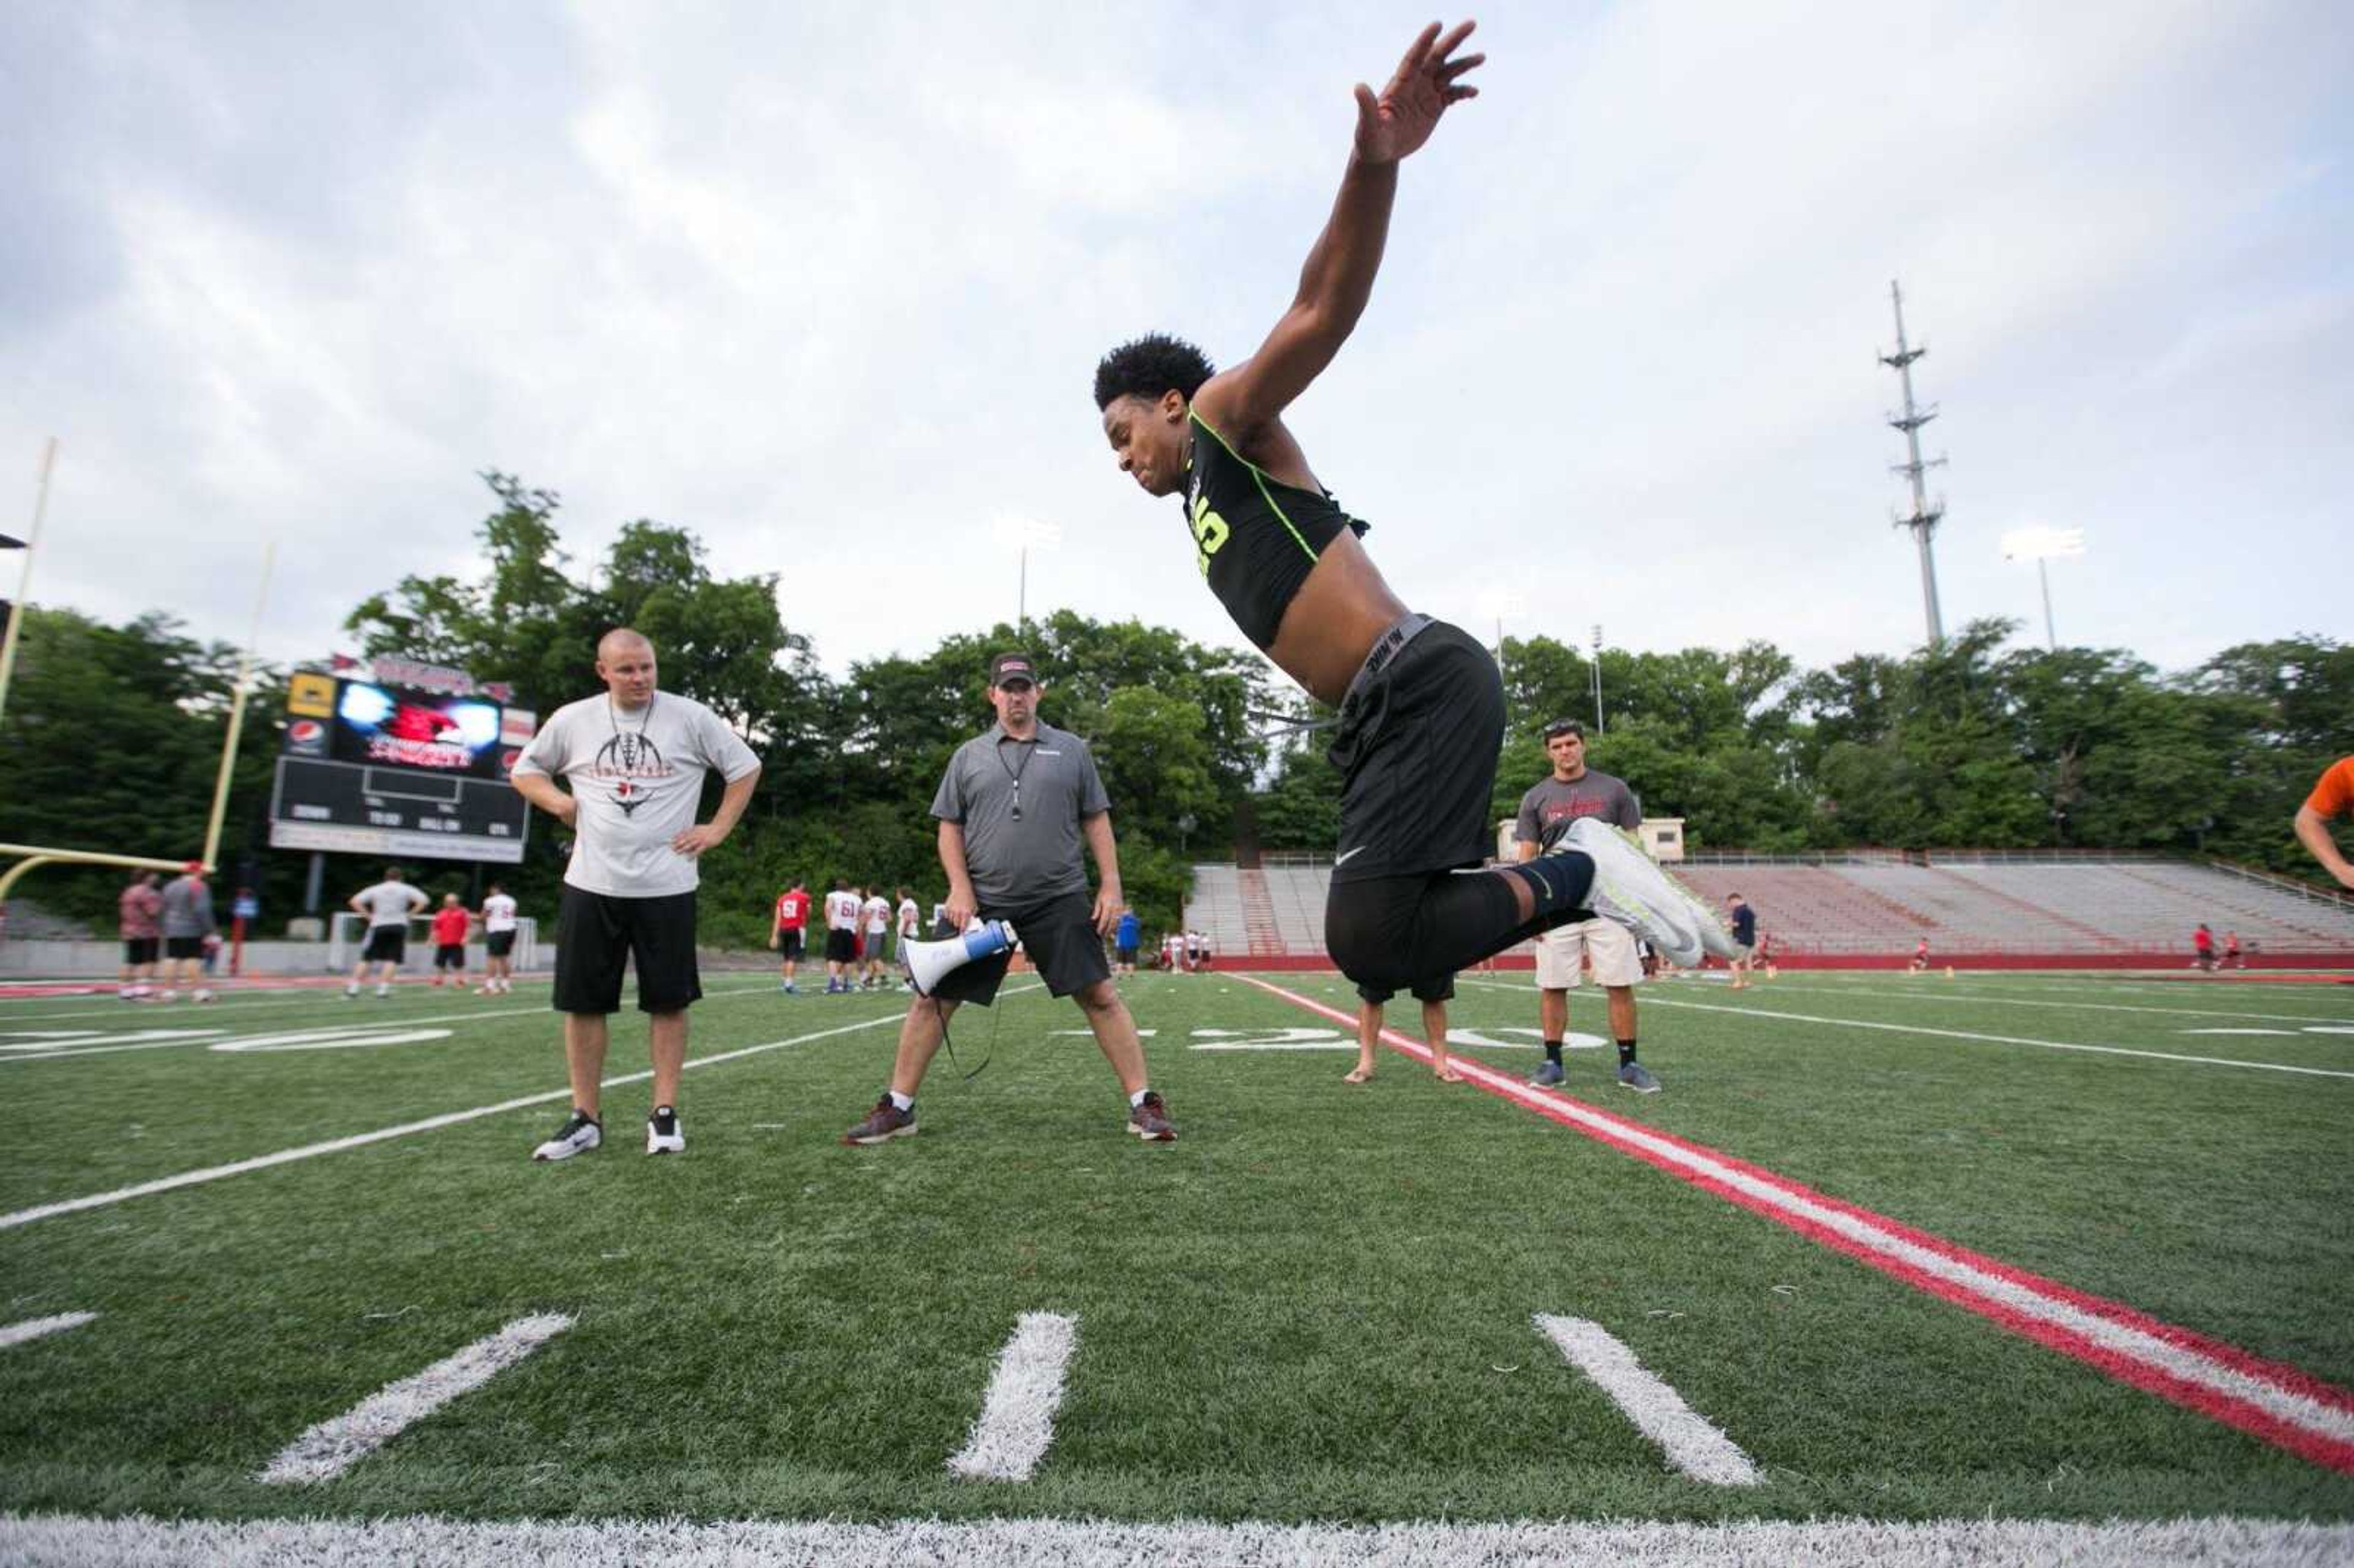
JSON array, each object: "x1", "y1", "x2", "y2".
[{"x1": 902, "y1": 919, "x2": 1019, "y2": 997}]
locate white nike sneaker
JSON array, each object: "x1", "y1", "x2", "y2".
[
  {"x1": 1556, "y1": 819, "x2": 1735, "y2": 968},
  {"x1": 532, "y1": 1111, "x2": 602, "y2": 1162},
  {"x1": 646, "y1": 1105, "x2": 684, "y2": 1155}
]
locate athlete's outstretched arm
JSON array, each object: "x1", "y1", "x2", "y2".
[{"x1": 1200, "y1": 21, "x2": 1482, "y2": 439}]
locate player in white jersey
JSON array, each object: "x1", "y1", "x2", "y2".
[
  {"x1": 860, "y1": 889, "x2": 891, "y2": 989},
  {"x1": 345, "y1": 868, "x2": 428, "y2": 998},
  {"x1": 822, "y1": 879, "x2": 863, "y2": 994},
  {"x1": 477, "y1": 883, "x2": 520, "y2": 994}
]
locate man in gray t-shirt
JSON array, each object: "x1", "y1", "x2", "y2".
[
  {"x1": 841, "y1": 651, "x2": 1175, "y2": 1145},
  {"x1": 510, "y1": 627, "x2": 763, "y2": 1163},
  {"x1": 156, "y1": 862, "x2": 218, "y2": 1003},
  {"x1": 1512, "y1": 719, "x2": 1663, "y2": 1094}
]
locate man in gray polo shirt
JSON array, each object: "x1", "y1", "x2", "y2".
[
  {"x1": 842, "y1": 651, "x2": 1174, "y2": 1144},
  {"x1": 1514, "y1": 718, "x2": 1662, "y2": 1094}
]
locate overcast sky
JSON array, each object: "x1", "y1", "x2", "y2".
[{"x1": 4, "y1": 1, "x2": 2347, "y2": 693}]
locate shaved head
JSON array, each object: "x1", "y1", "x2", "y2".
[
  {"x1": 598, "y1": 627, "x2": 654, "y2": 662},
  {"x1": 595, "y1": 627, "x2": 658, "y2": 707}
]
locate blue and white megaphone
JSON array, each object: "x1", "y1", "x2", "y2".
[{"x1": 902, "y1": 919, "x2": 1019, "y2": 997}]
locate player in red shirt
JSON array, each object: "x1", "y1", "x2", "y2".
[
  {"x1": 429, "y1": 894, "x2": 473, "y2": 988},
  {"x1": 771, "y1": 879, "x2": 812, "y2": 995},
  {"x1": 2192, "y1": 923, "x2": 2217, "y2": 973},
  {"x1": 1908, "y1": 936, "x2": 1931, "y2": 973}
]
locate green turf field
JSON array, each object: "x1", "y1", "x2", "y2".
[{"x1": 2, "y1": 967, "x2": 2351, "y2": 1543}]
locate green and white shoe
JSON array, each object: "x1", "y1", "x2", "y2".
[{"x1": 1557, "y1": 820, "x2": 1734, "y2": 968}]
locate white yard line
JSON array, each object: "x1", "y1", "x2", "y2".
[
  {"x1": 1, "y1": 1514, "x2": 2346, "y2": 1566},
  {"x1": 1455, "y1": 978, "x2": 2354, "y2": 1079},
  {"x1": 257, "y1": 1314, "x2": 572, "y2": 1484},
  {"x1": 0, "y1": 992, "x2": 1022, "y2": 1233},
  {"x1": 0, "y1": 982, "x2": 796, "y2": 1064},
  {"x1": 1533, "y1": 1315, "x2": 1759, "y2": 1486},
  {"x1": 1737, "y1": 978, "x2": 2354, "y2": 1026},
  {"x1": 948, "y1": 1312, "x2": 1080, "y2": 1483},
  {"x1": 0, "y1": 1311, "x2": 96, "y2": 1349}
]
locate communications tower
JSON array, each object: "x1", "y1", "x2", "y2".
[{"x1": 1880, "y1": 281, "x2": 1947, "y2": 647}]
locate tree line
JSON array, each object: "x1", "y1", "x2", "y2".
[{"x1": 2, "y1": 471, "x2": 2345, "y2": 943}]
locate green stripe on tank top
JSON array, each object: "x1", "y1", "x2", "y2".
[{"x1": 1191, "y1": 411, "x2": 1320, "y2": 562}]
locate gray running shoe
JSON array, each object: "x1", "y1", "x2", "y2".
[
  {"x1": 1557, "y1": 819, "x2": 1735, "y2": 967},
  {"x1": 531, "y1": 1110, "x2": 602, "y2": 1162},
  {"x1": 1617, "y1": 1062, "x2": 1663, "y2": 1094},
  {"x1": 1530, "y1": 1060, "x2": 1567, "y2": 1087}
]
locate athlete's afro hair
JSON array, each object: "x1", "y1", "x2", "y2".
[{"x1": 1093, "y1": 333, "x2": 1216, "y2": 411}]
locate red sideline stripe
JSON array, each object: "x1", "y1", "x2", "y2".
[{"x1": 1237, "y1": 973, "x2": 2354, "y2": 1475}]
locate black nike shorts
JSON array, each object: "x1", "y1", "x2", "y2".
[
  {"x1": 825, "y1": 928, "x2": 858, "y2": 964},
  {"x1": 361, "y1": 926, "x2": 406, "y2": 964},
  {"x1": 775, "y1": 928, "x2": 804, "y2": 959},
  {"x1": 553, "y1": 885, "x2": 701, "y2": 1014},
  {"x1": 928, "y1": 889, "x2": 1111, "y2": 1006},
  {"x1": 1356, "y1": 972, "x2": 1457, "y2": 1006},
  {"x1": 1326, "y1": 619, "x2": 1505, "y2": 885}
]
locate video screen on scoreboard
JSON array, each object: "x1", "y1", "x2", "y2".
[{"x1": 326, "y1": 680, "x2": 507, "y2": 778}]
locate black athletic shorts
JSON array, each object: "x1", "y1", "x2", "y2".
[
  {"x1": 825, "y1": 928, "x2": 858, "y2": 964},
  {"x1": 123, "y1": 937, "x2": 159, "y2": 965},
  {"x1": 164, "y1": 935, "x2": 205, "y2": 962},
  {"x1": 433, "y1": 942, "x2": 466, "y2": 970},
  {"x1": 929, "y1": 888, "x2": 1111, "y2": 1006},
  {"x1": 361, "y1": 926, "x2": 406, "y2": 964},
  {"x1": 487, "y1": 930, "x2": 516, "y2": 958},
  {"x1": 775, "y1": 928, "x2": 804, "y2": 960},
  {"x1": 1326, "y1": 618, "x2": 1504, "y2": 884},
  {"x1": 1357, "y1": 972, "x2": 1456, "y2": 1006},
  {"x1": 554, "y1": 885, "x2": 701, "y2": 1015}
]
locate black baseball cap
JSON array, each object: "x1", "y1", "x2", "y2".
[
  {"x1": 989, "y1": 652, "x2": 1039, "y2": 688},
  {"x1": 1542, "y1": 717, "x2": 1585, "y2": 740}
]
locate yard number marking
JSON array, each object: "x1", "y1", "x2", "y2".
[
  {"x1": 1534, "y1": 1315, "x2": 1760, "y2": 1486},
  {"x1": 948, "y1": 1312, "x2": 1078, "y2": 1483}
]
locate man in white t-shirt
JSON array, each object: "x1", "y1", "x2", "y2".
[
  {"x1": 511, "y1": 628, "x2": 762, "y2": 1162},
  {"x1": 895, "y1": 888, "x2": 921, "y2": 989},
  {"x1": 822, "y1": 879, "x2": 862, "y2": 994},
  {"x1": 345, "y1": 868, "x2": 428, "y2": 998},
  {"x1": 860, "y1": 888, "x2": 891, "y2": 989},
  {"x1": 477, "y1": 883, "x2": 520, "y2": 995}
]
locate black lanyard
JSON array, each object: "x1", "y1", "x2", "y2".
[{"x1": 997, "y1": 733, "x2": 1038, "y2": 821}]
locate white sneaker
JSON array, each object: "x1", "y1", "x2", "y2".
[
  {"x1": 532, "y1": 1111, "x2": 603, "y2": 1162},
  {"x1": 646, "y1": 1105, "x2": 684, "y2": 1155},
  {"x1": 1558, "y1": 819, "x2": 1735, "y2": 968},
  {"x1": 375, "y1": 985, "x2": 391, "y2": 998},
  {"x1": 343, "y1": 985, "x2": 359, "y2": 999},
  {"x1": 193, "y1": 989, "x2": 213, "y2": 1003},
  {"x1": 157, "y1": 989, "x2": 178, "y2": 1002}
]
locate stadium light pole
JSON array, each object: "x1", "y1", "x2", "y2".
[
  {"x1": 994, "y1": 516, "x2": 1062, "y2": 631},
  {"x1": 2000, "y1": 525, "x2": 2086, "y2": 651},
  {"x1": 0, "y1": 438, "x2": 59, "y2": 735},
  {"x1": 1590, "y1": 623, "x2": 1605, "y2": 735}
]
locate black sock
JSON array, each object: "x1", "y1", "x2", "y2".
[
  {"x1": 1617, "y1": 1039, "x2": 1637, "y2": 1068},
  {"x1": 1506, "y1": 851, "x2": 1596, "y2": 920},
  {"x1": 1544, "y1": 1040, "x2": 1564, "y2": 1065}
]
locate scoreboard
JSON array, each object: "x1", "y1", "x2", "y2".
[{"x1": 267, "y1": 671, "x2": 533, "y2": 864}]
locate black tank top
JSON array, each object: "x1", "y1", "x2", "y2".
[{"x1": 1182, "y1": 411, "x2": 1369, "y2": 651}]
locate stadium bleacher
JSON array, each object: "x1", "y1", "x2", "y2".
[{"x1": 1184, "y1": 853, "x2": 2354, "y2": 961}]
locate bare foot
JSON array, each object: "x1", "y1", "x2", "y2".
[
  {"x1": 1343, "y1": 1062, "x2": 1375, "y2": 1083},
  {"x1": 1433, "y1": 1063, "x2": 1466, "y2": 1083}
]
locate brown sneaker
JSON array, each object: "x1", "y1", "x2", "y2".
[
  {"x1": 1127, "y1": 1090, "x2": 1176, "y2": 1142},
  {"x1": 842, "y1": 1095, "x2": 916, "y2": 1146}
]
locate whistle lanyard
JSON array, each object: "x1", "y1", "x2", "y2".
[{"x1": 996, "y1": 735, "x2": 1038, "y2": 821}]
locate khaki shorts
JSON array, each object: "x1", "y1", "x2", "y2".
[{"x1": 1536, "y1": 918, "x2": 1642, "y2": 990}]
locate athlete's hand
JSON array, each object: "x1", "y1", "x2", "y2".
[
  {"x1": 945, "y1": 885, "x2": 978, "y2": 931},
  {"x1": 1092, "y1": 884, "x2": 1126, "y2": 938},
  {"x1": 672, "y1": 822, "x2": 729, "y2": 856},
  {"x1": 1354, "y1": 20, "x2": 1483, "y2": 166}
]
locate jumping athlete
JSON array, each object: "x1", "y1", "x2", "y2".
[{"x1": 1094, "y1": 21, "x2": 1725, "y2": 994}]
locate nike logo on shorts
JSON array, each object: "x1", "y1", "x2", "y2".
[{"x1": 1334, "y1": 847, "x2": 1366, "y2": 867}]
